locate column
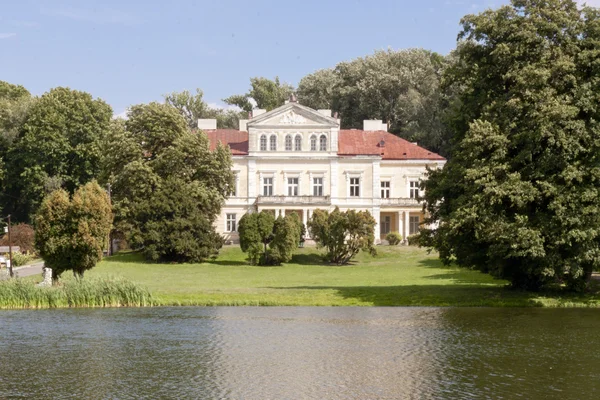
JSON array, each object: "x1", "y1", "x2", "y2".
[
  {"x1": 372, "y1": 207, "x2": 381, "y2": 245},
  {"x1": 330, "y1": 159, "x2": 338, "y2": 203},
  {"x1": 302, "y1": 208, "x2": 308, "y2": 226},
  {"x1": 372, "y1": 160, "x2": 381, "y2": 206},
  {"x1": 397, "y1": 211, "x2": 403, "y2": 235},
  {"x1": 248, "y1": 159, "x2": 256, "y2": 199},
  {"x1": 404, "y1": 211, "x2": 410, "y2": 243}
]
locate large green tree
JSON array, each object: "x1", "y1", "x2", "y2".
[
  {"x1": 108, "y1": 102, "x2": 234, "y2": 262},
  {"x1": 164, "y1": 88, "x2": 245, "y2": 130},
  {"x1": 224, "y1": 77, "x2": 295, "y2": 112},
  {"x1": 2, "y1": 87, "x2": 112, "y2": 222},
  {"x1": 421, "y1": 0, "x2": 600, "y2": 291},
  {"x1": 297, "y1": 50, "x2": 453, "y2": 155},
  {"x1": 35, "y1": 181, "x2": 112, "y2": 281}
]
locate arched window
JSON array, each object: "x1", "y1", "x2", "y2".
[
  {"x1": 310, "y1": 135, "x2": 317, "y2": 151},
  {"x1": 269, "y1": 135, "x2": 277, "y2": 151},
  {"x1": 260, "y1": 135, "x2": 267, "y2": 151},
  {"x1": 285, "y1": 135, "x2": 292, "y2": 151},
  {"x1": 319, "y1": 134, "x2": 327, "y2": 151},
  {"x1": 294, "y1": 135, "x2": 302, "y2": 151}
]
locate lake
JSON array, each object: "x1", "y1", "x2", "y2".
[{"x1": 0, "y1": 307, "x2": 599, "y2": 399}]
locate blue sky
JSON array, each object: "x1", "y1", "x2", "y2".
[{"x1": 1, "y1": 0, "x2": 592, "y2": 116}]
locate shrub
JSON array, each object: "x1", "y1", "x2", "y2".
[
  {"x1": 308, "y1": 207, "x2": 376, "y2": 265},
  {"x1": 238, "y1": 211, "x2": 299, "y2": 265},
  {"x1": 407, "y1": 234, "x2": 420, "y2": 246},
  {"x1": 0, "y1": 223, "x2": 35, "y2": 254},
  {"x1": 11, "y1": 251, "x2": 34, "y2": 267},
  {"x1": 386, "y1": 232, "x2": 402, "y2": 246}
]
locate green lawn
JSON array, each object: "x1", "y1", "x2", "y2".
[{"x1": 85, "y1": 245, "x2": 600, "y2": 307}]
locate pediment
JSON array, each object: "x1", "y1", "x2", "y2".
[{"x1": 247, "y1": 103, "x2": 339, "y2": 129}]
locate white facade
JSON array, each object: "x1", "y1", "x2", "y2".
[{"x1": 205, "y1": 102, "x2": 446, "y2": 244}]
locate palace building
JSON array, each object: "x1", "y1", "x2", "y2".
[{"x1": 202, "y1": 100, "x2": 445, "y2": 244}]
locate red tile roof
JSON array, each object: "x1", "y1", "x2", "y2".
[
  {"x1": 202, "y1": 129, "x2": 445, "y2": 160},
  {"x1": 338, "y1": 130, "x2": 445, "y2": 160},
  {"x1": 203, "y1": 129, "x2": 248, "y2": 155}
]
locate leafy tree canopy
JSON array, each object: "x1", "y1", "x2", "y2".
[
  {"x1": 297, "y1": 49, "x2": 454, "y2": 155},
  {"x1": 34, "y1": 181, "x2": 112, "y2": 281},
  {"x1": 164, "y1": 88, "x2": 245, "y2": 130},
  {"x1": 308, "y1": 207, "x2": 376, "y2": 265},
  {"x1": 224, "y1": 77, "x2": 295, "y2": 112},
  {"x1": 108, "y1": 102, "x2": 234, "y2": 262},
  {"x1": 2, "y1": 87, "x2": 112, "y2": 223},
  {"x1": 421, "y1": 0, "x2": 600, "y2": 291}
]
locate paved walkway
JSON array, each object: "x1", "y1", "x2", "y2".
[{"x1": 0, "y1": 262, "x2": 44, "y2": 280}]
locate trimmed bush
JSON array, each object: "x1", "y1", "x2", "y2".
[
  {"x1": 0, "y1": 276, "x2": 155, "y2": 309},
  {"x1": 386, "y1": 232, "x2": 402, "y2": 246},
  {"x1": 11, "y1": 251, "x2": 35, "y2": 267},
  {"x1": 407, "y1": 234, "x2": 420, "y2": 246}
]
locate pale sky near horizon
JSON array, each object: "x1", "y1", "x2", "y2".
[{"x1": 1, "y1": 0, "x2": 598, "y2": 117}]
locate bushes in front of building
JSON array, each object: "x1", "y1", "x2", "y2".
[
  {"x1": 238, "y1": 211, "x2": 300, "y2": 266},
  {"x1": 308, "y1": 207, "x2": 376, "y2": 265},
  {"x1": 386, "y1": 232, "x2": 402, "y2": 246}
]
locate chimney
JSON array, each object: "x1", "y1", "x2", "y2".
[
  {"x1": 289, "y1": 93, "x2": 297, "y2": 103},
  {"x1": 252, "y1": 109, "x2": 266, "y2": 118},
  {"x1": 239, "y1": 119, "x2": 249, "y2": 131},
  {"x1": 363, "y1": 120, "x2": 384, "y2": 131},
  {"x1": 197, "y1": 119, "x2": 217, "y2": 130},
  {"x1": 318, "y1": 109, "x2": 332, "y2": 117}
]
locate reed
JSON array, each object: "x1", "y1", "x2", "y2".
[{"x1": 0, "y1": 276, "x2": 155, "y2": 309}]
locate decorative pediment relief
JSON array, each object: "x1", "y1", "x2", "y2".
[
  {"x1": 279, "y1": 111, "x2": 307, "y2": 125},
  {"x1": 247, "y1": 103, "x2": 339, "y2": 128}
]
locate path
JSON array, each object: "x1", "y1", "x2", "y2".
[{"x1": 0, "y1": 262, "x2": 44, "y2": 280}]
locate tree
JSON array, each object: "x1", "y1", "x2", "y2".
[
  {"x1": 108, "y1": 102, "x2": 234, "y2": 263},
  {"x1": 308, "y1": 207, "x2": 376, "y2": 265},
  {"x1": 0, "y1": 223, "x2": 35, "y2": 254},
  {"x1": 297, "y1": 69, "x2": 340, "y2": 110},
  {"x1": 2, "y1": 87, "x2": 112, "y2": 223},
  {"x1": 164, "y1": 88, "x2": 245, "y2": 130},
  {"x1": 420, "y1": 0, "x2": 600, "y2": 291},
  {"x1": 296, "y1": 50, "x2": 453, "y2": 155},
  {"x1": 34, "y1": 181, "x2": 112, "y2": 282},
  {"x1": 238, "y1": 211, "x2": 275, "y2": 265},
  {"x1": 238, "y1": 211, "x2": 300, "y2": 265},
  {"x1": 224, "y1": 77, "x2": 295, "y2": 112}
]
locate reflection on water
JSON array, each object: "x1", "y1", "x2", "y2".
[{"x1": 0, "y1": 307, "x2": 599, "y2": 399}]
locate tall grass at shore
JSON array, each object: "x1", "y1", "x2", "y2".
[{"x1": 0, "y1": 276, "x2": 155, "y2": 309}]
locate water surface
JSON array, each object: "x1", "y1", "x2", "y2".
[{"x1": 0, "y1": 307, "x2": 598, "y2": 399}]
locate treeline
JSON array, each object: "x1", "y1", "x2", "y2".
[{"x1": 0, "y1": 83, "x2": 235, "y2": 267}]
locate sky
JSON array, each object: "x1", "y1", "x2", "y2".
[{"x1": 1, "y1": 0, "x2": 598, "y2": 117}]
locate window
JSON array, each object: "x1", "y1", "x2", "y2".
[
  {"x1": 319, "y1": 134, "x2": 327, "y2": 151},
  {"x1": 349, "y1": 177, "x2": 360, "y2": 197},
  {"x1": 294, "y1": 135, "x2": 302, "y2": 151},
  {"x1": 260, "y1": 135, "x2": 267, "y2": 151},
  {"x1": 287, "y1": 177, "x2": 299, "y2": 196},
  {"x1": 269, "y1": 135, "x2": 277, "y2": 151},
  {"x1": 313, "y1": 177, "x2": 323, "y2": 196},
  {"x1": 381, "y1": 216, "x2": 391, "y2": 235},
  {"x1": 409, "y1": 181, "x2": 419, "y2": 199},
  {"x1": 226, "y1": 213, "x2": 237, "y2": 232},
  {"x1": 310, "y1": 135, "x2": 317, "y2": 151},
  {"x1": 409, "y1": 215, "x2": 420, "y2": 235},
  {"x1": 381, "y1": 181, "x2": 390, "y2": 198},
  {"x1": 285, "y1": 135, "x2": 292, "y2": 151},
  {"x1": 263, "y1": 177, "x2": 273, "y2": 196}
]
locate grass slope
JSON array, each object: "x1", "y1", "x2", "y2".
[{"x1": 87, "y1": 246, "x2": 600, "y2": 307}]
